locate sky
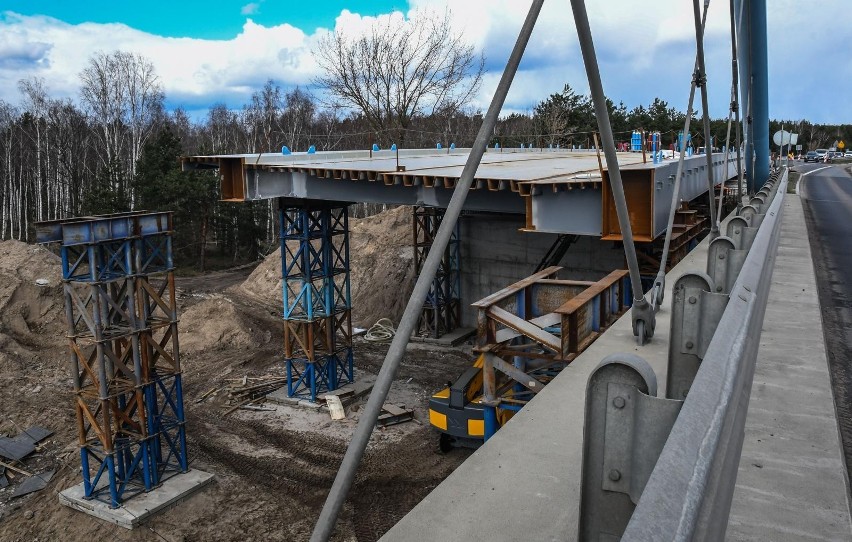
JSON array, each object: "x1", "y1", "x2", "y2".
[{"x1": 0, "y1": 0, "x2": 849, "y2": 125}]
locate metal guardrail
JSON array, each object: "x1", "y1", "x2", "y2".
[{"x1": 580, "y1": 168, "x2": 787, "y2": 541}]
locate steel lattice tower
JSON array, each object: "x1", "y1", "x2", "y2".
[
  {"x1": 36, "y1": 212, "x2": 188, "y2": 508},
  {"x1": 280, "y1": 202, "x2": 353, "y2": 402},
  {"x1": 413, "y1": 206, "x2": 461, "y2": 338}
]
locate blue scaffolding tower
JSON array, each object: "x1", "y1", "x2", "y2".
[
  {"x1": 35, "y1": 211, "x2": 188, "y2": 508},
  {"x1": 413, "y1": 206, "x2": 461, "y2": 338},
  {"x1": 280, "y1": 201, "x2": 353, "y2": 402}
]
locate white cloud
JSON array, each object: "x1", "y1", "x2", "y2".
[
  {"x1": 0, "y1": 12, "x2": 322, "y2": 110},
  {"x1": 0, "y1": 2, "x2": 848, "y2": 124}
]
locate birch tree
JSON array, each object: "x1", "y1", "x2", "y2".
[{"x1": 79, "y1": 51, "x2": 163, "y2": 204}]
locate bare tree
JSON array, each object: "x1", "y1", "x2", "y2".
[
  {"x1": 204, "y1": 103, "x2": 240, "y2": 153},
  {"x1": 243, "y1": 80, "x2": 283, "y2": 153},
  {"x1": 314, "y1": 9, "x2": 484, "y2": 146},
  {"x1": 80, "y1": 51, "x2": 127, "y2": 176},
  {"x1": 79, "y1": 50, "x2": 164, "y2": 202},
  {"x1": 119, "y1": 51, "x2": 164, "y2": 177},
  {"x1": 281, "y1": 87, "x2": 316, "y2": 152},
  {"x1": 17, "y1": 78, "x2": 49, "y2": 221}
]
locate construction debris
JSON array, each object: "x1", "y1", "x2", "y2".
[
  {"x1": 11, "y1": 469, "x2": 55, "y2": 499},
  {"x1": 0, "y1": 459, "x2": 32, "y2": 477},
  {"x1": 377, "y1": 404, "x2": 415, "y2": 427},
  {"x1": 0, "y1": 437, "x2": 34, "y2": 461},
  {"x1": 321, "y1": 382, "x2": 374, "y2": 408},
  {"x1": 326, "y1": 396, "x2": 346, "y2": 420},
  {"x1": 0, "y1": 426, "x2": 53, "y2": 461},
  {"x1": 222, "y1": 375, "x2": 287, "y2": 415}
]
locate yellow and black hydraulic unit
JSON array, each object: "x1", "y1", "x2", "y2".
[{"x1": 428, "y1": 354, "x2": 520, "y2": 451}]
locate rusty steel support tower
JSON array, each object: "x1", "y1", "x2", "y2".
[
  {"x1": 280, "y1": 201, "x2": 353, "y2": 402},
  {"x1": 413, "y1": 206, "x2": 461, "y2": 338},
  {"x1": 35, "y1": 211, "x2": 188, "y2": 509}
]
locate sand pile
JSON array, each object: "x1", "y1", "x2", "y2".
[
  {"x1": 179, "y1": 295, "x2": 275, "y2": 355},
  {"x1": 348, "y1": 205, "x2": 417, "y2": 327},
  {"x1": 239, "y1": 206, "x2": 417, "y2": 328},
  {"x1": 0, "y1": 241, "x2": 65, "y2": 375}
]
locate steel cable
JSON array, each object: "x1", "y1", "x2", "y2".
[
  {"x1": 571, "y1": 0, "x2": 655, "y2": 344},
  {"x1": 650, "y1": 1, "x2": 710, "y2": 310}
]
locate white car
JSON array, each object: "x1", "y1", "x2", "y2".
[{"x1": 845, "y1": 151, "x2": 852, "y2": 158}]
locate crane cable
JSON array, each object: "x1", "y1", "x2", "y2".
[{"x1": 716, "y1": 84, "x2": 736, "y2": 227}]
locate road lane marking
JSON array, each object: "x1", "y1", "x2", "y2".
[{"x1": 801, "y1": 166, "x2": 832, "y2": 177}]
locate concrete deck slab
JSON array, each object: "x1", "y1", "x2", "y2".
[
  {"x1": 726, "y1": 196, "x2": 852, "y2": 541},
  {"x1": 58, "y1": 469, "x2": 214, "y2": 529}
]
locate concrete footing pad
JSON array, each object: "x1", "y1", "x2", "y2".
[
  {"x1": 410, "y1": 327, "x2": 475, "y2": 346},
  {"x1": 267, "y1": 380, "x2": 374, "y2": 408},
  {"x1": 58, "y1": 469, "x2": 214, "y2": 529}
]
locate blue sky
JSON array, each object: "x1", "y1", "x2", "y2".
[
  {"x1": 0, "y1": 1, "x2": 404, "y2": 38},
  {"x1": 0, "y1": 1, "x2": 849, "y2": 125}
]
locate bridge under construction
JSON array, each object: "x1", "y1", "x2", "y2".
[{"x1": 17, "y1": 0, "x2": 849, "y2": 540}]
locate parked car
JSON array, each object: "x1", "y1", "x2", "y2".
[
  {"x1": 804, "y1": 151, "x2": 820, "y2": 163},
  {"x1": 845, "y1": 151, "x2": 852, "y2": 158}
]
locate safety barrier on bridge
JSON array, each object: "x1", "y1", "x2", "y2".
[{"x1": 580, "y1": 168, "x2": 787, "y2": 541}]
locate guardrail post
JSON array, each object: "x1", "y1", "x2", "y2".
[
  {"x1": 739, "y1": 204, "x2": 763, "y2": 228},
  {"x1": 666, "y1": 272, "x2": 729, "y2": 400},
  {"x1": 580, "y1": 354, "x2": 683, "y2": 541},
  {"x1": 707, "y1": 236, "x2": 747, "y2": 295},
  {"x1": 726, "y1": 216, "x2": 759, "y2": 251}
]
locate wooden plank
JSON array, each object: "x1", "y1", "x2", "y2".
[
  {"x1": 490, "y1": 356, "x2": 543, "y2": 394},
  {"x1": 471, "y1": 267, "x2": 561, "y2": 308},
  {"x1": 536, "y1": 279, "x2": 596, "y2": 287},
  {"x1": 377, "y1": 404, "x2": 414, "y2": 427},
  {"x1": 555, "y1": 270, "x2": 629, "y2": 315},
  {"x1": 528, "y1": 312, "x2": 561, "y2": 329},
  {"x1": 495, "y1": 328, "x2": 522, "y2": 344},
  {"x1": 487, "y1": 306, "x2": 561, "y2": 353},
  {"x1": 382, "y1": 404, "x2": 408, "y2": 416},
  {"x1": 0, "y1": 459, "x2": 32, "y2": 477}
]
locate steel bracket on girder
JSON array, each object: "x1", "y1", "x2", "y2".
[
  {"x1": 579, "y1": 354, "x2": 683, "y2": 541},
  {"x1": 666, "y1": 272, "x2": 729, "y2": 400}
]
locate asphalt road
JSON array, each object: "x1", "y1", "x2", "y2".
[{"x1": 798, "y1": 161, "x2": 852, "y2": 480}]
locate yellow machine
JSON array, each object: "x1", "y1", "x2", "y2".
[{"x1": 428, "y1": 354, "x2": 517, "y2": 451}]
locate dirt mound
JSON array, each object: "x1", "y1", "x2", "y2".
[
  {"x1": 179, "y1": 295, "x2": 275, "y2": 355},
  {"x1": 239, "y1": 206, "x2": 417, "y2": 328},
  {"x1": 0, "y1": 241, "x2": 65, "y2": 377}
]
